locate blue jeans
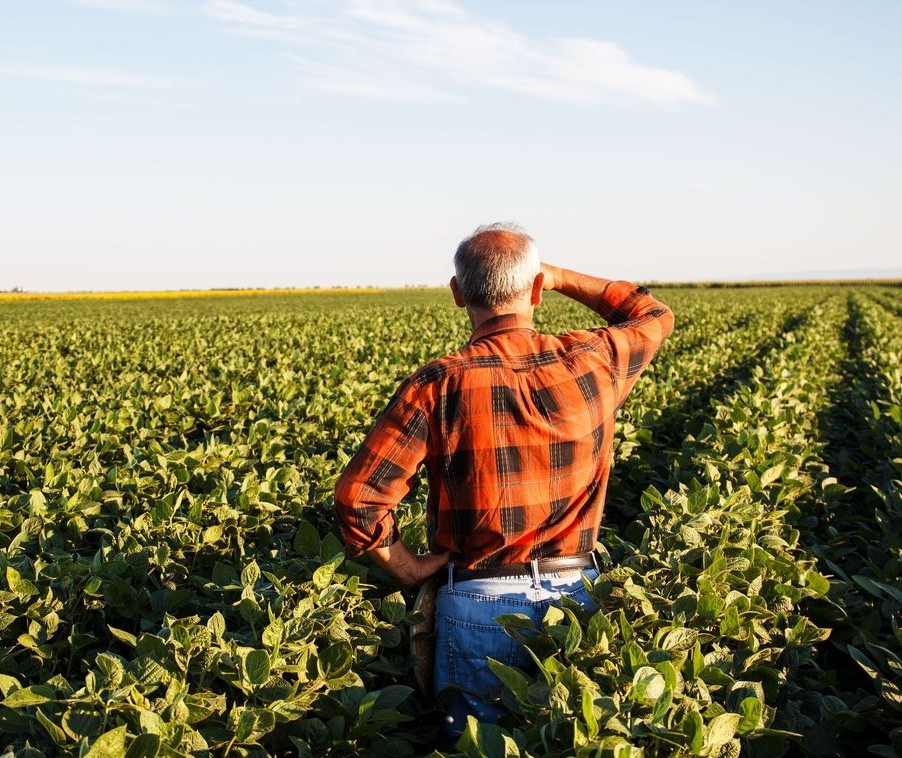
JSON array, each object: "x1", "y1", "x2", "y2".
[{"x1": 433, "y1": 565, "x2": 598, "y2": 736}]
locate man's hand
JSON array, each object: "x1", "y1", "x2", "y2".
[
  {"x1": 540, "y1": 262, "x2": 560, "y2": 292},
  {"x1": 367, "y1": 540, "x2": 450, "y2": 587}
]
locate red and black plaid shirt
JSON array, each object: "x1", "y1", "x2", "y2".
[{"x1": 335, "y1": 280, "x2": 673, "y2": 569}]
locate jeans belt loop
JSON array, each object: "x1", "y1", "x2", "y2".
[
  {"x1": 446, "y1": 561, "x2": 455, "y2": 592},
  {"x1": 530, "y1": 559, "x2": 540, "y2": 589}
]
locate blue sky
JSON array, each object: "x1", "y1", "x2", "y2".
[{"x1": 1, "y1": 1, "x2": 900, "y2": 291}]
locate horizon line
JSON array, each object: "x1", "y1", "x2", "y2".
[{"x1": 3, "y1": 277, "x2": 901, "y2": 302}]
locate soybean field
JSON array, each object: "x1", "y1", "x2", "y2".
[{"x1": 0, "y1": 285, "x2": 899, "y2": 757}]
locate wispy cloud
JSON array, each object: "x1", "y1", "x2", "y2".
[
  {"x1": 63, "y1": 0, "x2": 171, "y2": 14},
  {"x1": 204, "y1": 0, "x2": 712, "y2": 106},
  {"x1": 282, "y1": 55, "x2": 461, "y2": 102},
  {"x1": 0, "y1": 62, "x2": 186, "y2": 88}
]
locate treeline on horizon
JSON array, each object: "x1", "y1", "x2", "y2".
[
  {"x1": 644, "y1": 278, "x2": 902, "y2": 288},
  {"x1": 2, "y1": 279, "x2": 901, "y2": 299}
]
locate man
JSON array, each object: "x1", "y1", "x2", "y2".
[{"x1": 334, "y1": 223, "x2": 673, "y2": 733}]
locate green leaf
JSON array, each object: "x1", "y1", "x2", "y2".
[
  {"x1": 0, "y1": 675, "x2": 20, "y2": 697},
  {"x1": 496, "y1": 613, "x2": 535, "y2": 631},
  {"x1": 85, "y1": 725, "x2": 128, "y2": 757},
  {"x1": 582, "y1": 688, "x2": 599, "y2": 738},
  {"x1": 207, "y1": 612, "x2": 226, "y2": 642},
  {"x1": 661, "y1": 627, "x2": 699, "y2": 652},
  {"x1": 696, "y1": 593, "x2": 724, "y2": 620},
  {"x1": 688, "y1": 642, "x2": 705, "y2": 680},
  {"x1": 241, "y1": 561, "x2": 261, "y2": 589},
  {"x1": 871, "y1": 579, "x2": 902, "y2": 605},
  {"x1": 212, "y1": 562, "x2": 239, "y2": 587},
  {"x1": 2, "y1": 685, "x2": 56, "y2": 708},
  {"x1": 62, "y1": 704, "x2": 104, "y2": 740},
  {"x1": 138, "y1": 708, "x2": 164, "y2": 735},
  {"x1": 737, "y1": 696, "x2": 764, "y2": 734},
  {"x1": 294, "y1": 520, "x2": 321, "y2": 558},
  {"x1": 5, "y1": 566, "x2": 38, "y2": 597},
  {"x1": 746, "y1": 470, "x2": 761, "y2": 492},
  {"x1": 262, "y1": 618, "x2": 284, "y2": 649},
  {"x1": 29, "y1": 489, "x2": 47, "y2": 515},
  {"x1": 621, "y1": 641, "x2": 647, "y2": 674},
  {"x1": 231, "y1": 707, "x2": 276, "y2": 744},
  {"x1": 720, "y1": 604, "x2": 740, "y2": 637},
  {"x1": 853, "y1": 574, "x2": 902, "y2": 604},
  {"x1": 239, "y1": 596, "x2": 263, "y2": 623},
  {"x1": 318, "y1": 641, "x2": 353, "y2": 681},
  {"x1": 245, "y1": 650, "x2": 271, "y2": 686},
  {"x1": 598, "y1": 736, "x2": 637, "y2": 758},
  {"x1": 102, "y1": 577, "x2": 137, "y2": 615},
  {"x1": 640, "y1": 486, "x2": 665, "y2": 512},
  {"x1": 381, "y1": 591, "x2": 406, "y2": 623},
  {"x1": 803, "y1": 569, "x2": 831, "y2": 597},
  {"x1": 700, "y1": 665, "x2": 734, "y2": 687},
  {"x1": 684, "y1": 710, "x2": 704, "y2": 755},
  {"x1": 632, "y1": 666, "x2": 665, "y2": 704},
  {"x1": 586, "y1": 611, "x2": 613, "y2": 647},
  {"x1": 321, "y1": 533, "x2": 344, "y2": 562},
  {"x1": 107, "y1": 626, "x2": 137, "y2": 648},
  {"x1": 375, "y1": 685, "x2": 413, "y2": 710},
  {"x1": 563, "y1": 607, "x2": 583, "y2": 657},
  {"x1": 650, "y1": 687, "x2": 674, "y2": 724},
  {"x1": 456, "y1": 715, "x2": 520, "y2": 757},
  {"x1": 312, "y1": 553, "x2": 344, "y2": 590},
  {"x1": 36, "y1": 707, "x2": 69, "y2": 746},
  {"x1": 851, "y1": 573, "x2": 884, "y2": 598},
  {"x1": 728, "y1": 679, "x2": 765, "y2": 708},
  {"x1": 618, "y1": 610, "x2": 635, "y2": 642},
  {"x1": 488, "y1": 659, "x2": 528, "y2": 702},
  {"x1": 705, "y1": 712, "x2": 740, "y2": 748},
  {"x1": 130, "y1": 657, "x2": 168, "y2": 689},
  {"x1": 656, "y1": 660, "x2": 679, "y2": 691},
  {"x1": 848, "y1": 645, "x2": 880, "y2": 681},
  {"x1": 202, "y1": 525, "x2": 223, "y2": 544},
  {"x1": 94, "y1": 653, "x2": 125, "y2": 686},
  {"x1": 760, "y1": 463, "x2": 784, "y2": 487}
]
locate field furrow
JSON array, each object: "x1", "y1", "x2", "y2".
[
  {"x1": 804, "y1": 294, "x2": 902, "y2": 749},
  {"x1": 0, "y1": 286, "x2": 899, "y2": 757},
  {"x1": 607, "y1": 292, "x2": 833, "y2": 522}
]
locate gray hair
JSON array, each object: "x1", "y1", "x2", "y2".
[{"x1": 453, "y1": 223, "x2": 540, "y2": 309}]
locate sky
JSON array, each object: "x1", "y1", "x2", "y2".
[{"x1": 1, "y1": 0, "x2": 900, "y2": 291}]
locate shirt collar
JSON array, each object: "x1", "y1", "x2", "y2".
[{"x1": 469, "y1": 313, "x2": 537, "y2": 345}]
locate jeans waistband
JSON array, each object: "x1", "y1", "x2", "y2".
[{"x1": 435, "y1": 553, "x2": 597, "y2": 588}]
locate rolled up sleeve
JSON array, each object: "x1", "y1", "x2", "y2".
[
  {"x1": 334, "y1": 379, "x2": 429, "y2": 556},
  {"x1": 588, "y1": 281, "x2": 675, "y2": 408}
]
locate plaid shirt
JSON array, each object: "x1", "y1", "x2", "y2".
[{"x1": 335, "y1": 280, "x2": 673, "y2": 569}]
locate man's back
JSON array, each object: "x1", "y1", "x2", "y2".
[
  {"x1": 334, "y1": 224, "x2": 673, "y2": 735},
  {"x1": 335, "y1": 280, "x2": 672, "y2": 569}
]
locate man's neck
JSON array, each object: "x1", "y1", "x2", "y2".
[{"x1": 466, "y1": 302, "x2": 534, "y2": 332}]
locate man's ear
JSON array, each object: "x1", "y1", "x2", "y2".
[
  {"x1": 530, "y1": 272, "x2": 544, "y2": 306},
  {"x1": 450, "y1": 276, "x2": 466, "y2": 308}
]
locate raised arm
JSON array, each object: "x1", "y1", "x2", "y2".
[
  {"x1": 541, "y1": 263, "x2": 674, "y2": 405},
  {"x1": 541, "y1": 263, "x2": 672, "y2": 325}
]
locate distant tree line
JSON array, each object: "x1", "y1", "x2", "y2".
[{"x1": 644, "y1": 279, "x2": 902, "y2": 289}]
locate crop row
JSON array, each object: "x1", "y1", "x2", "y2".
[
  {"x1": 801, "y1": 293, "x2": 902, "y2": 753},
  {"x1": 0, "y1": 296, "x2": 464, "y2": 756},
  {"x1": 463, "y1": 294, "x2": 850, "y2": 756},
  {"x1": 0, "y1": 287, "x2": 898, "y2": 757}
]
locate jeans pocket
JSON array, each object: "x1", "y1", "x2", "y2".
[{"x1": 445, "y1": 617, "x2": 524, "y2": 700}]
